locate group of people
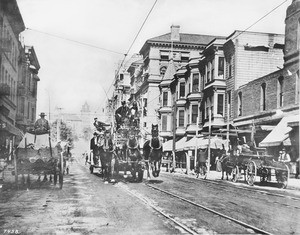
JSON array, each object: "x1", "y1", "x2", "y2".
[
  {"x1": 89, "y1": 131, "x2": 114, "y2": 163},
  {"x1": 115, "y1": 101, "x2": 139, "y2": 130}
]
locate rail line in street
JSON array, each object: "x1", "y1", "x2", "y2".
[
  {"x1": 163, "y1": 172, "x2": 300, "y2": 204},
  {"x1": 146, "y1": 183, "x2": 273, "y2": 235}
]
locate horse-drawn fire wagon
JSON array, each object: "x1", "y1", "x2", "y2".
[
  {"x1": 15, "y1": 132, "x2": 64, "y2": 189},
  {"x1": 114, "y1": 123, "x2": 145, "y2": 182}
]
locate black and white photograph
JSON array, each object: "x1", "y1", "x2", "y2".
[{"x1": 0, "y1": 0, "x2": 299, "y2": 234}]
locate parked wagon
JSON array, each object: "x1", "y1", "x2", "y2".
[
  {"x1": 16, "y1": 132, "x2": 64, "y2": 189},
  {"x1": 246, "y1": 154, "x2": 289, "y2": 188}
]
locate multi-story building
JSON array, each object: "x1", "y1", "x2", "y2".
[
  {"x1": 233, "y1": 0, "x2": 299, "y2": 160},
  {"x1": 0, "y1": 0, "x2": 25, "y2": 159},
  {"x1": 107, "y1": 54, "x2": 143, "y2": 128},
  {"x1": 223, "y1": 31, "x2": 285, "y2": 124},
  {"x1": 132, "y1": 25, "x2": 219, "y2": 141},
  {"x1": 16, "y1": 46, "x2": 40, "y2": 134}
]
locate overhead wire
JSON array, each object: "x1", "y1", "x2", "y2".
[
  {"x1": 25, "y1": 27, "x2": 125, "y2": 55},
  {"x1": 231, "y1": 0, "x2": 289, "y2": 40},
  {"x1": 104, "y1": 0, "x2": 158, "y2": 99}
]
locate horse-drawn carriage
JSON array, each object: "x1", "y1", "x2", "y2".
[
  {"x1": 220, "y1": 151, "x2": 289, "y2": 188},
  {"x1": 246, "y1": 154, "x2": 289, "y2": 188},
  {"x1": 15, "y1": 132, "x2": 64, "y2": 189}
]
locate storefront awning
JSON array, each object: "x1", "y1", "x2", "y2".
[
  {"x1": 176, "y1": 137, "x2": 187, "y2": 152},
  {"x1": 185, "y1": 136, "x2": 227, "y2": 150},
  {"x1": 259, "y1": 115, "x2": 299, "y2": 147},
  {"x1": 162, "y1": 139, "x2": 173, "y2": 152}
]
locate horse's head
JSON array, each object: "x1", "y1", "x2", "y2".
[{"x1": 151, "y1": 124, "x2": 159, "y2": 137}]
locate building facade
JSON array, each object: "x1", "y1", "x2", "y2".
[
  {"x1": 233, "y1": 0, "x2": 299, "y2": 160},
  {"x1": 132, "y1": 25, "x2": 219, "y2": 141},
  {"x1": 0, "y1": 0, "x2": 25, "y2": 160},
  {"x1": 16, "y1": 46, "x2": 40, "y2": 134}
]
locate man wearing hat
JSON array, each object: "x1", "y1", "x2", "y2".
[
  {"x1": 115, "y1": 101, "x2": 129, "y2": 130},
  {"x1": 34, "y1": 112, "x2": 50, "y2": 134},
  {"x1": 278, "y1": 148, "x2": 291, "y2": 163}
]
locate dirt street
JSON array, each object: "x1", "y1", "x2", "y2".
[{"x1": 0, "y1": 158, "x2": 180, "y2": 235}]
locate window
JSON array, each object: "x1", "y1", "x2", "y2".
[
  {"x1": 160, "y1": 67, "x2": 167, "y2": 77},
  {"x1": 211, "y1": 59, "x2": 215, "y2": 81},
  {"x1": 205, "y1": 97, "x2": 213, "y2": 119},
  {"x1": 27, "y1": 102, "x2": 30, "y2": 119},
  {"x1": 296, "y1": 71, "x2": 299, "y2": 104},
  {"x1": 32, "y1": 108, "x2": 35, "y2": 122},
  {"x1": 228, "y1": 57, "x2": 233, "y2": 77},
  {"x1": 192, "y1": 73, "x2": 199, "y2": 92},
  {"x1": 21, "y1": 97, "x2": 25, "y2": 114},
  {"x1": 191, "y1": 105, "x2": 198, "y2": 124},
  {"x1": 227, "y1": 90, "x2": 231, "y2": 118},
  {"x1": 278, "y1": 76, "x2": 284, "y2": 107},
  {"x1": 178, "y1": 110, "x2": 185, "y2": 127},
  {"x1": 119, "y1": 74, "x2": 124, "y2": 80},
  {"x1": 261, "y1": 83, "x2": 266, "y2": 111},
  {"x1": 162, "y1": 115, "x2": 167, "y2": 131},
  {"x1": 297, "y1": 19, "x2": 300, "y2": 50},
  {"x1": 217, "y1": 94, "x2": 224, "y2": 116},
  {"x1": 163, "y1": 91, "x2": 168, "y2": 107},
  {"x1": 238, "y1": 92, "x2": 242, "y2": 116},
  {"x1": 218, "y1": 57, "x2": 224, "y2": 78},
  {"x1": 181, "y1": 52, "x2": 190, "y2": 62},
  {"x1": 179, "y1": 82, "x2": 185, "y2": 98},
  {"x1": 160, "y1": 51, "x2": 169, "y2": 60},
  {"x1": 207, "y1": 62, "x2": 211, "y2": 83},
  {"x1": 143, "y1": 98, "x2": 147, "y2": 116},
  {"x1": 0, "y1": 66, "x2": 4, "y2": 83}
]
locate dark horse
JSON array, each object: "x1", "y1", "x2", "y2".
[
  {"x1": 101, "y1": 132, "x2": 115, "y2": 182},
  {"x1": 143, "y1": 124, "x2": 163, "y2": 178},
  {"x1": 126, "y1": 129, "x2": 144, "y2": 181}
]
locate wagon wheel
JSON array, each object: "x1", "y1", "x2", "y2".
[
  {"x1": 246, "y1": 161, "x2": 256, "y2": 186},
  {"x1": 231, "y1": 166, "x2": 239, "y2": 183}
]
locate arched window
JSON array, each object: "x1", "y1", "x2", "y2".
[
  {"x1": 260, "y1": 83, "x2": 266, "y2": 111},
  {"x1": 278, "y1": 76, "x2": 284, "y2": 107}
]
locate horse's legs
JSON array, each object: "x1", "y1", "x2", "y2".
[{"x1": 146, "y1": 162, "x2": 151, "y2": 180}]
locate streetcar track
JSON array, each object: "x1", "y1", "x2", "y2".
[
  {"x1": 116, "y1": 181, "x2": 198, "y2": 234},
  {"x1": 146, "y1": 183, "x2": 273, "y2": 235},
  {"x1": 164, "y1": 172, "x2": 300, "y2": 202}
]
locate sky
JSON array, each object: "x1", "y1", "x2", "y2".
[{"x1": 16, "y1": 0, "x2": 292, "y2": 119}]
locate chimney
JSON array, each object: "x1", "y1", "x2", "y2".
[{"x1": 170, "y1": 25, "x2": 180, "y2": 41}]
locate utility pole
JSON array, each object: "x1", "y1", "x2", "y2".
[
  {"x1": 172, "y1": 92, "x2": 177, "y2": 172},
  {"x1": 194, "y1": 116, "x2": 199, "y2": 169},
  {"x1": 56, "y1": 107, "x2": 63, "y2": 142},
  {"x1": 207, "y1": 108, "x2": 212, "y2": 177}
]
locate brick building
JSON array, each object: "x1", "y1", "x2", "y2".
[{"x1": 233, "y1": 0, "x2": 299, "y2": 160}]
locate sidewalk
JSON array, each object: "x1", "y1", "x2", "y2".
[{"x1": 162, "y1": 167, "x2": 300, "y2": 191}]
